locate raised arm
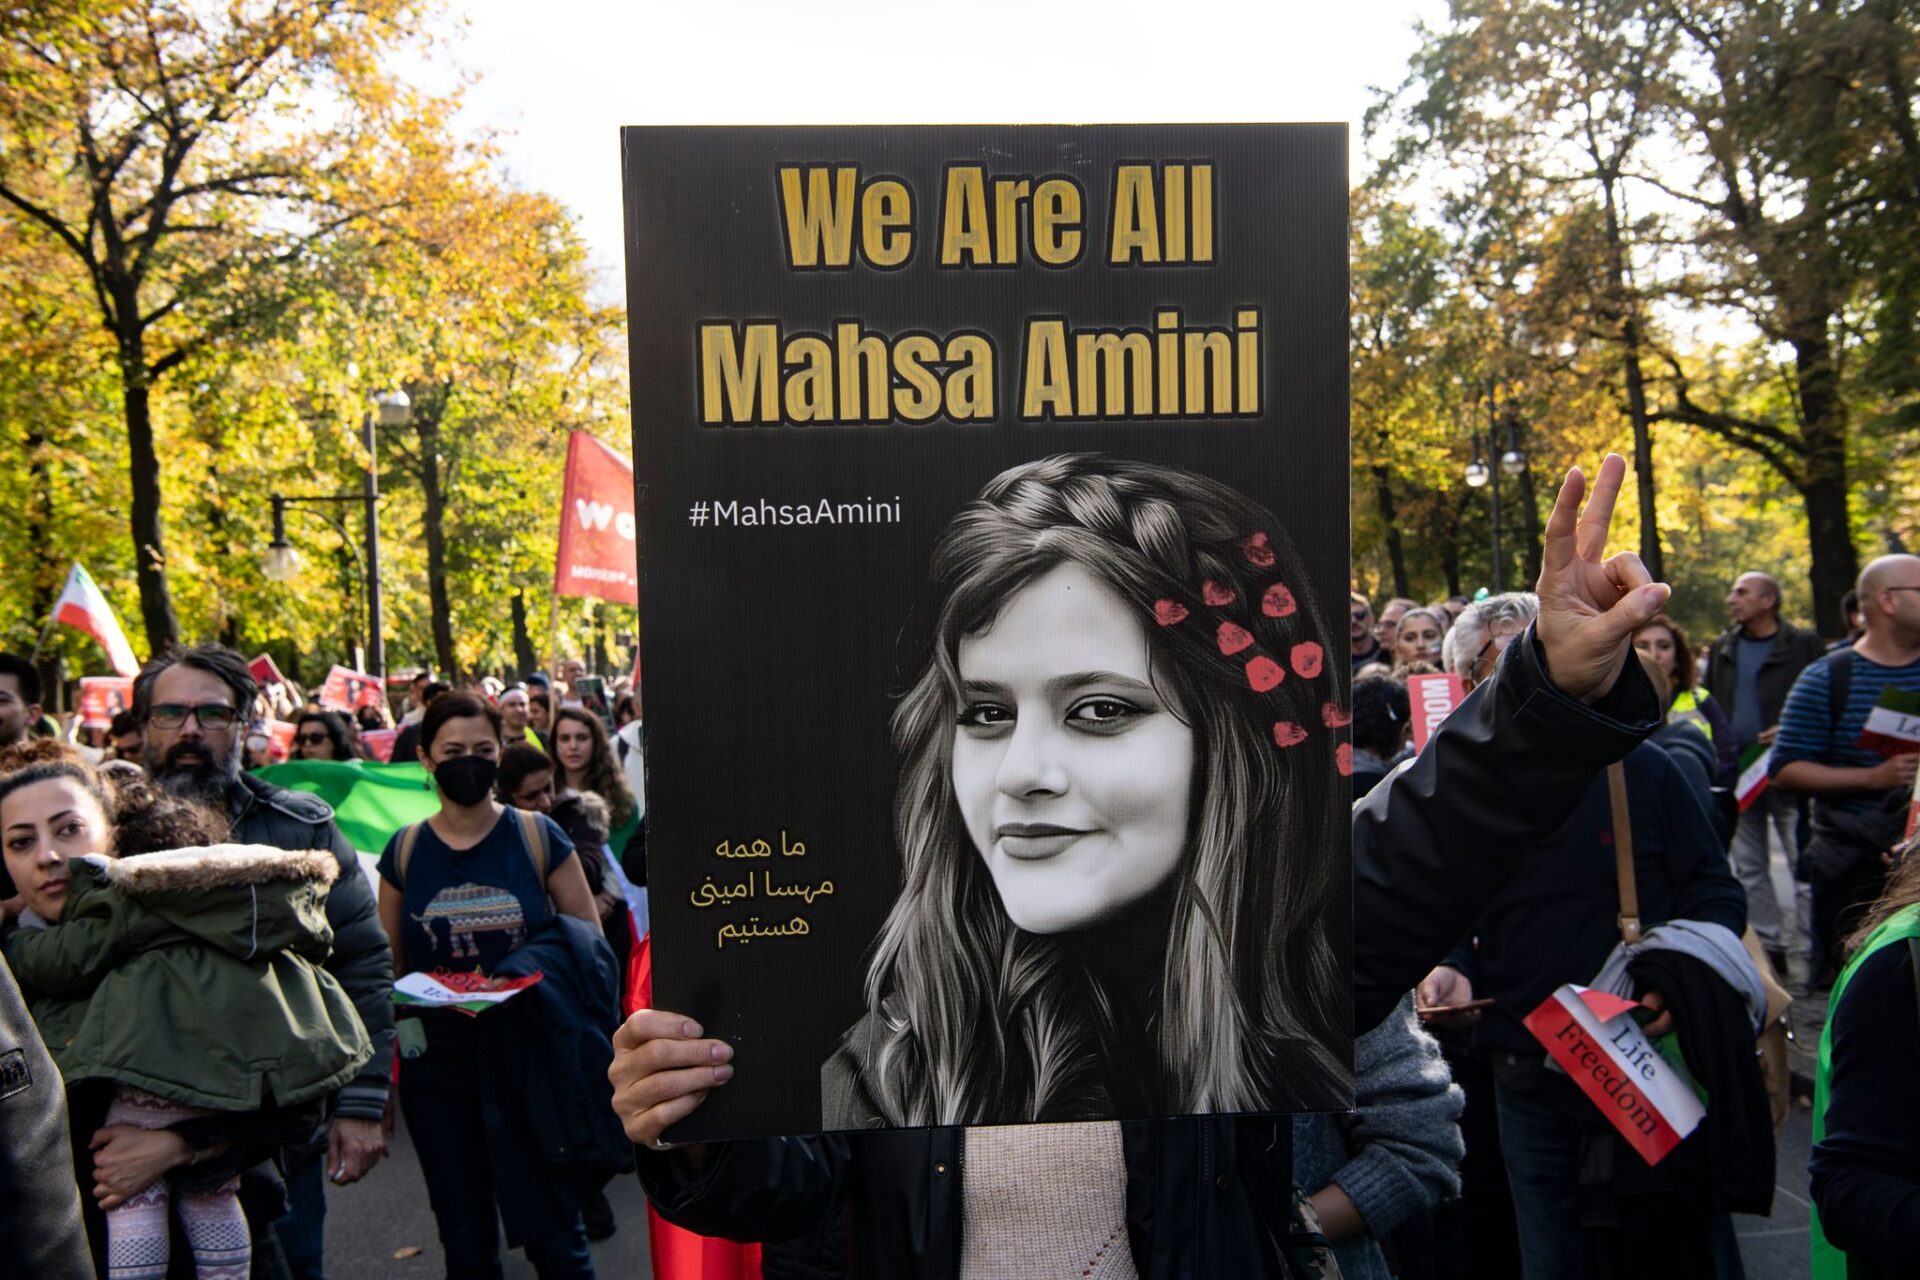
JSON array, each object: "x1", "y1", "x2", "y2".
[{"x1": 1353, "y1": 456, "x2": 1668, "y2": 1030}]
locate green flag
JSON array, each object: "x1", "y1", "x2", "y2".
[{"x1": 254, "y1": 760, "x2": 441, "y2": 857}]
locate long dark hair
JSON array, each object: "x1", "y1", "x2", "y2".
[
  {"x1": 294, "y1": 710, "x2": 361, "y2": 762},
  {"x1": 550, "y1": 707, "x2": 636, "y2": 829},
  {"x1": 860, "y1": 454, "x2": 1352, "y2": 1124}
]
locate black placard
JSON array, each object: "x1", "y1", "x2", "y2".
[{"x1": 622, "y1": 125, "x2": 1353, "y2": 1140}]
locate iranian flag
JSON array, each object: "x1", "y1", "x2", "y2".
[
  {"x1": 53, "y1": 564, "x2": 140, "y2": 677},
  {"x1": 1736, "y1": 745, "x2": 1772, "y2": 813},
  {"x1": 1857, "y1": 687, "x2": 1920, "y2": 758}
]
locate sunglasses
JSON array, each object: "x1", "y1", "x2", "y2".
[
  {"x1": 295, "y1": 732, "x2": 331, "y2": 747},
  {"x1": 148, "y1": 703, "x2": 239, "y2": 730}
]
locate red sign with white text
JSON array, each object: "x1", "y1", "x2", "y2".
[
  {"x1": 77, "y1": 677, "x2": 134, "y2": 729},
  {"x1": 1408, "y1": 673, "x2": 1465, "y2": 752},
  {"x1": 362, "y1": 728, "x2": 398, "y2": 763},
  {"x1": 319, "y1": 665, "x2": 385, "y2": 714},
  {"x1": 554, "y1": 431, "x2": 638, "y2": 606}
]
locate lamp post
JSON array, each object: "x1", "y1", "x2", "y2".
[
  {"x1": 262, "y1": 389, "x2": 411, "y2": 677},
  {"x1": 1464, "y1": 387, "x2": 1527, "y2": 593}
]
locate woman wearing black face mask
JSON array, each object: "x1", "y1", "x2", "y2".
[{"x1": 373, "y1": 692, "x2": 604, "y2": 1279}]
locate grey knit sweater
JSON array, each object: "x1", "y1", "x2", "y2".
[{"x1": 1293, "y1": 993, "x2": 1465, "y2": 1280}]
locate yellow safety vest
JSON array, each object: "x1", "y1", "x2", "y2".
[{"x1": 1669, "y1": 687, "x2": 1713, "y2": 740}]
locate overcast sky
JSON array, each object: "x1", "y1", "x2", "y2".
[{"x1": 399, "y1": 0, "x2": 1446, "y2": 299}]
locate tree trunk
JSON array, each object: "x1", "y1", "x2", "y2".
[
  {"x1": 1794, "y1": 326, "x2": 1858, "y2": 638},
  {"x1": 417, "y1": 416, "x2": 458, "y2": 678},
  {"x1": 511, "y1": 590, "x2": 538, "y2": 678},
  {"x1": 25, "y1": 424, "x2": 62, "y2": 702},
  {"x1": 1515, "y1": 462, "x2": 1543, "y2": 587},
  {"x1": 119, "y1": 332, "x2": 179, "y2": 654},
  {"x1": 1600, "y1": 176, "x2": 1665, "y2": 581},
  {"x1": 1371, "y1": 465, "x2": 1412, "y2": 597}
]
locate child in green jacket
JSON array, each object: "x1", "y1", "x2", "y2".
[{"x1": 1, "y1": 761, "x2": 370, "y2": 1280}]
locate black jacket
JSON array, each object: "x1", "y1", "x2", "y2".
[
  {"x1": 1704, "y1": 621, "x2": 1826, "y2": 742},
  {"x1": 228, "y1": 774, "x2": 394, "y2": 1123},
  {"x1": 1445, "y1": 740, "x2": 1746, "y2": 1054},
  {"x1": 636, "y1": 631, "x2": 1663, "y2": 1279},
  {"x1": 0, "y1": 953, "x2": 91, "y2": 1280},
  {"x1": 490, "y1": 915, "x2": 635, "y2": 1177}
]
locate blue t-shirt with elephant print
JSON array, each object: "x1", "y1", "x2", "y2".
[{"x1": 377, "y1": 810, "x2": 574, "y2": 975}]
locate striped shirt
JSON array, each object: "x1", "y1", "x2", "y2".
[{"x1": 1771, "y1": 650, "x2": 1920, "y2": 813}]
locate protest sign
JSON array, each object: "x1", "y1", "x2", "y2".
[
  {"x1": 248, "y1": 653, "x2": 285, "y2": 687},
  {"x1": 571, "y1": 675, "x2": 613, "y2": 730},
  {"x1": 1858, "y1": 686, "x2": 1920, "y2": 757},
  {"x1": 318, "y1": 664, "x2": 384, "y2": 713},
  {"x1": 1407, "y1": 673, "x2": 1465, "y2": 753},
  {"x1": 361, "y1": 728, "x2": 397, "y2": 763},
  {"x1": 264, "y1": 719, "x2": 296, "y2": 762},
  {"x1": 625, "y1": 125, "x2": 1353, "y2": 1139},
  {"x1": 77, "y1": 677, "x2": 133, "y2": 730},
  {"x1": 1524, "y1": 984, "x2": 1706, "y2": 1166},
  {"x1": 554, "y1": 430, "x2": 639, "y2": 605}
]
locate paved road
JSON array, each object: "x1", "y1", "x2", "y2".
[
  {"x1": 324, "y1": 1116, "x2": 655, "y2": 1279},
  {"x1": 318, "y1": 1090, "x2": 1814, "y2": 1280}
]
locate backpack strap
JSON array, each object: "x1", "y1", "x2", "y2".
[
  {"x1": 395, "y1": 821, "x2": 424, "y2": 889},
  {"x1": 1608, "y1": 762, "x2": 1642, "y2": 945},
  {"x1": 1825, "y1": 646, "x2": 1855, "y2": 734},
  {"x1": 515, "y1": 807, "x2": 550, "y2": 883}
]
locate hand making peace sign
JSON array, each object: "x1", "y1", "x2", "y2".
[{"x1": 1533, "y1": 454, "x2": 1672, "y2": 703}]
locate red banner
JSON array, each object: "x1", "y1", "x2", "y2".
[
  {"x1": 554, "y1": 430, "x2": 638, "y2": 606},
  {"x1": 248, "y1": 653, "x2": 285, "y2": 687},
  {"x1": 77, "y1": 677, "x2": 134, "y2": 729},
  {"x1": 1408, "y1": 673, "x2": 1465, "y2": 752}
]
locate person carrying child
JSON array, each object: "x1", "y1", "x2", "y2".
[{"x1": 0, "y1": 755, "x2": 371, "y2": 1280}]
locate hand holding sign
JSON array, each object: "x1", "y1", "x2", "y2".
[{"x1": 1535, "y1": 454, "x2": 1672, "y2": 704}]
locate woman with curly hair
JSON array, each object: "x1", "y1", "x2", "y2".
[{"x1": 549, "y1": 706, "x2": 639, "y2": 861}]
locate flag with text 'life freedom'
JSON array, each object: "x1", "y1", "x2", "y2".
[
  {"x1": 1735, "y1": 745, "x2": 1772, "y2": 813},
  {"x1": 1858, "y1": 686, "x2": 1920, "y2": 758},
  {"x1": 1524, "y1": 984, "x2": 1706, "y2": 1166}
]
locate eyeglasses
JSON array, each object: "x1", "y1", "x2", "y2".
[
  {"x1": 294, "y1": 732, "x2": 330, "y2": 747},
  {"x1": 1471, "y1": 628, "x2": 1522, "y2": 680},
  {"x1": 148, "y1": 703, "x2": 239, "y2": 730}
]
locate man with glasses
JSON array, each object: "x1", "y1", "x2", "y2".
[
  {"x1": 1351, "y1": 592, "x2": 1385, "y2": 672},
  {"x1": 135, "y1": 645, "x2": 394, "y2": 1280},
  {"x1": 1773, "y1": 554, "x2": 1920, "y2": 983}
]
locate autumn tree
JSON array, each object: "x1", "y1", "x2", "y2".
[{"x1": 0, "y1": 0, "x2": 431, "y2": 653}]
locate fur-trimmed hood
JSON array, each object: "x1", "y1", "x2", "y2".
[
  {"x1": 57, "y1": 844, "x2": 340, "y2": 963},
  {"x1": 85, "y1": 844, "x2": 339, "y2": 897}
]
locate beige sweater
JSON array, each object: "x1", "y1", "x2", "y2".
[{"x1": 960, "y1": 1122, "x2": 1140, "y2": 1279}]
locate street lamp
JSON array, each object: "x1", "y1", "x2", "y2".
[
  {"x1": 1464, "y1": 437, "x2": 1491, "y2": 489},
  {"x1": 361, "y1": 388, "x2": 411, "y2": 681},
  {"x1": 260, "y1": 388, "x2": 410, "y2": 677},
  {"x1": 1499, "y1": 411, "x2": 1528, "y2": 476}
]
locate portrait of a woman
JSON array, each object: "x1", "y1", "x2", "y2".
[{"x1": 823, "y1": 452, "x2": 1353, "y2": 1129}]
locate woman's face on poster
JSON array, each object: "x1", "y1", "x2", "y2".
[{"x1": 951, "y1": 563, "x2": 1194, "y2": 935}]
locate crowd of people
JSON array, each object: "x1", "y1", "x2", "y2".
[{"x1": 2, "y1": 462, "x2": 1918, "y2": 1280}]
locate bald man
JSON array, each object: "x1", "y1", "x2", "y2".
[
  {"x1": 1773, "y1": 555, "x2": 1920, "y2": 981},
  {"x1": 1706, "y1": 570, "x2": 1827, "y2": 972}
]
